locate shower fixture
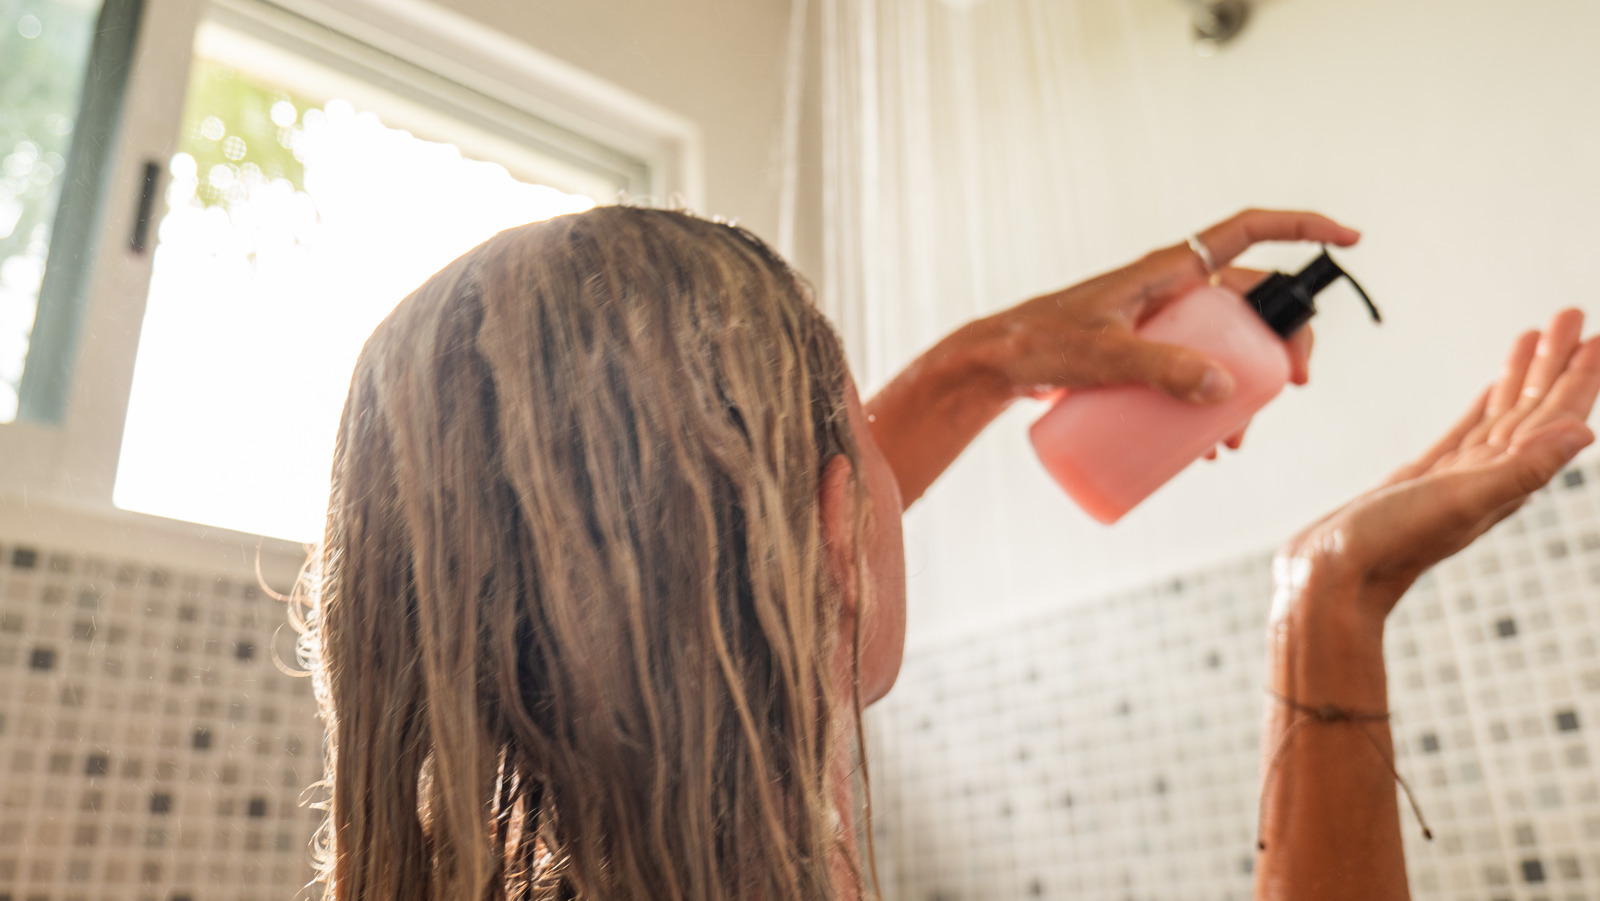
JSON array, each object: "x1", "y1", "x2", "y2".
[{"x1": 1185, "y1": 0, "x2": 1250, "y2": 53}]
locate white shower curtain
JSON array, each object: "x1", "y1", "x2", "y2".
[
  {"x1": 816, "y1": 0, "x2": 1188, "y2": 386},
  {"x1": 812, "y1": 0, "x2": 1189, "y2": 636}
]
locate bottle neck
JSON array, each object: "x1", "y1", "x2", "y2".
[{"x1": 1246, "y1": 272, "x2": 1316, "y2": 339}]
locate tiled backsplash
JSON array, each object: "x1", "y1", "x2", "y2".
[
  {"x1": 7, "y1": 460, "x2": 1600, "y2": 901},
  {"x1": 0, "y1": 538, "x2": 319, "y2": 901},
  {"x1": 868, "y1": 459, "x2": 1600, "y2": 901}
]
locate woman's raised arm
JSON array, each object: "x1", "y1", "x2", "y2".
[
  {"x1": 1256, "y1": 309, "x2": 1600, "y2": 900},
  {"x1": 864, "y1": 209, "x2": 1358, "y2": 507}
]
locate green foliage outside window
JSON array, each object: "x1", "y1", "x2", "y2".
[
  {"x1": 178, "y1": 57, "x2": 314, "y2": 209},
  {"x1": 0, "y1": 0, "x2": 96, "y2": 278},
  {"x1": 0, "y1": 1, "x2": 319, "y2": 417},
  {"x1": 1, "y1": 0, "x2": 102, "y2": 418}
]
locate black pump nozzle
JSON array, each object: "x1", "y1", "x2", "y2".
[{"x1": 1245, "y1": 247, "x2": 1381, "y2": 339}]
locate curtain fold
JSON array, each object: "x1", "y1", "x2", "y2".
[
  {"x1": 819, "y1": 0, "x2": 1120, "y2": 389},
  {"x1": 817, "y1": 0, "x2": 1145, "y2": 632}
]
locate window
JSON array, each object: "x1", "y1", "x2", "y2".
[
  {"x1": 113, "y1": 4, "x2": 620, "y2": 540},
  {"x1": 0, "y1": 0, "x2": 138, "y2": 422},
  {"x1": 0, "y1": 0, "x2": 699, "y2": 530},
  {"x1": 0, "y1": 0, "x2": 698, "y2": 537}
]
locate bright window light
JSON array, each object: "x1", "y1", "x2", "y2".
[{"x1": 114, "y1": 37, "x2": 597, "y2": 543}]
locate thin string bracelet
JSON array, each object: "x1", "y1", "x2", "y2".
[{"x1": 1256, "y1": 689, "x2": 1433, "y2": 852}]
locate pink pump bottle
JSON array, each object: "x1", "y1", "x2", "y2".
[{"x1": 1030, "y1": 249, "x2": 1380, "y2": 524}]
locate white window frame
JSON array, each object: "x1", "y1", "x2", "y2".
[{"x1": 0, "y1": 0, "x2": 702, "y2": 552}]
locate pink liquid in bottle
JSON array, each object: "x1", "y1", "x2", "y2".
[{"x1": 1030, "y1": 249, "x2": 1380, "y2": 524}]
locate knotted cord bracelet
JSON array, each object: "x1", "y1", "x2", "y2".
[{"x1": 1256, "y1": 689, "x2": 1433, "y2": 852}]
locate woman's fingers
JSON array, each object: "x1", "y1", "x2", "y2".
[
  {"x1": 1285, "y1": 327, "x2": 1315, "y2": 386},
  {"x1": 1224, "y1": 421, "x2": 1249, "y2": 451},
  {"x1": 1092, "y1": 332, "x2": 1235, "y2": 404},
  {"x1": 1459, "y1": 420, "x2": 1594, "y2": 516},
  {"x1": 1513, "y1": 335, "x2": 1600, "y2": 439},
  {"x1": 1384, "y1": 387, "x2": 1490, "y2": 486},
  {"x1": 1119, "y1": 212, "x2": 1360, "y2": 316},
  {"x1": 1488, "y1": 330, "x2": 1542, "y2": 416},
  {"x1": 1487, "y1": 309, "x2": 1587, "y2": 446},
  {"x1": 1216, "y1": 267, "x2": 1270, "y2": 296},
  {"x1": 1460, "y1": 330, "x2": 1540, "y2": 451},
  {"x1": 1338, "y1": 420, "x2": 1591, "y2": 593},
  {"x1": 1193, "y1": 209, "x2": 1361, "y2": 269},
  {"x1": 1525, "y1": 309, "x2": 1586, "y2": 397}
]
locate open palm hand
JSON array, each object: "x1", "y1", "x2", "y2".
[{"x1": 1288, "y1": 309, "x2": 1600, "y2": 618}]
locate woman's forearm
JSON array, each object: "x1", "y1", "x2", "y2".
[
  {"x1": 863, "y1": 321, "x2": 1015, "y2": 508},
  {"x1": 1255, "y1": 560, "x2": 1409, "y2": 901}
]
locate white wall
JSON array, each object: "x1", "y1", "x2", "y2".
[
  {"x1": 455, "y1": 0, "x2": 824, "y2": 277},
  {"x1": 889, "y1": 0, "x2": 1600, "y2": 646}
]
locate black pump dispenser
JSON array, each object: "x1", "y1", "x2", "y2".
[{"x1": 1245, "y1": 247, "x2": 1381, "y2": 339}]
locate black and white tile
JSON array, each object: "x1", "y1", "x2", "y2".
[
  {"x1": 0, "y1": 546, "x2": 319, "y2": 900},
  {"x1": 869, "y1": 460, "x2": 1600, "y2": 901}
]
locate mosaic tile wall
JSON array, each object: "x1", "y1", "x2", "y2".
[
  {"x1": 0, "y1": 542, "x2": 320, "y2": 901},
  {"x1": 9, "y1": 457, "x2": 1600, "y2": 901},
  {"x1": 867, "y1": 458, "x2": 1600, "y2": 901}
]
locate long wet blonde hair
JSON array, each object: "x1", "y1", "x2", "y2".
[{"x1": 297, "y1": 207, "x2": 866, "y2": 901}]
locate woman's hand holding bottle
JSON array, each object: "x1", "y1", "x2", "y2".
[
  {"x1": 867, "y1": 209, "x2": 1361, "y2": 507},
  {"x1": 959, "y1": 209, "x2": 1359, "y2": 406}
]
